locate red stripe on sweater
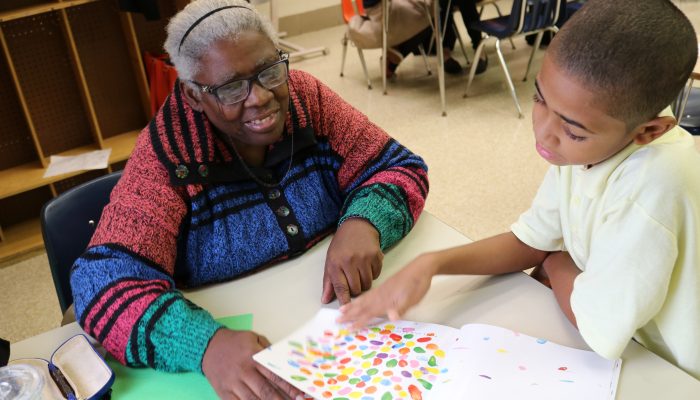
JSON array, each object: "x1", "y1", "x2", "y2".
[
  {"x1": 84, "y1": 280, "x2": 170, "y2": 333},
  {"x1": 101, "y1": 289, "x2": 160, "y2": 364}
]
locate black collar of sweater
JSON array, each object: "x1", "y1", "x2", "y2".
[{"x1": 149, "y1": 78, "x2": 317, "y2": 186}]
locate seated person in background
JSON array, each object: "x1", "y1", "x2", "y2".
[
  {"x1": 348, "y1": 0, "x2": 433, "y2": 79},
  {"x1": 70, "y1": 0, "x2": 429, "y2": 398},
  {"x1": 439, "y1": 0, "x2": 488, "y2": 74},
  {"x1": 340, "y1": 0, "x2": 700, "y2": 380}
]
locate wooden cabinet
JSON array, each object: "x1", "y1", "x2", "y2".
[{"x1": 0, "y1": 0, "x2": 179, "y2": 262}]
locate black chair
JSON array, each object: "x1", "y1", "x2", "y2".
[
  {"x1": 464, "y1": 0, "x2": 565, "y2": 118},
  {"x1": 41, "y1": 171, "x2": 122, "y2": 314},
  {"x1": 677, "y1": 87, "x2": 700, "y2": 136}
]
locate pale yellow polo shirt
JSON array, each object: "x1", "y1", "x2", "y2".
[{"x1": 511, "y1": 111, "x2": 700, "y2": 379}]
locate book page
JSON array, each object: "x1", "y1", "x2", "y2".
[
  {"x1": 448, "y1": 324, "x2": 621, "y2": 400},
  {"x1": 254, "y1": 308, "x2": 462, "y2": 400}
]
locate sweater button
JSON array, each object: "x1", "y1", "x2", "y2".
[
  {"x1": 197, "y1": 164, "x2": 209, "y2": 177},
  {"x1": 268, "y1": 189, "x2": 281, "y2": 200},
  {"x1": 276, "y1": 206, "x2": 290, "y2": 217},
  {"x1": 175, "y1": 164, "x2": 189, "y2": 179},
  {"x1": 286, "y1": 224, "x2": 299, "y2": 236}
]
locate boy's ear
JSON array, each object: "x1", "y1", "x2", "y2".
[
  {"x1": 631, "y1": 116, "x2": 677, "y2": 145},
  {"x1": 180, "y1": 80, "x2": 204, "y2": 112}
]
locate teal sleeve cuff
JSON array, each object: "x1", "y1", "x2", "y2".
[
  {"x1": 125, "y1": 292, "x2": 224, "y2": 373},
  {"x1": 339, "y1": 183, "x2": 414, "y2": 250}
]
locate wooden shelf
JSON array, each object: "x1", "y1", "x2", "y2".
[
  {"x1": 0, "y1": 217, "x2": 43, "y2": 264},
  {"x1": 0, "y1": 129, "x2": 139, "y2": 264},
  {"x1": 0, "y1": 0, "x2": 98, "y2": 22},
  {"x1": 0, "y1": 130, "x2": 139, "y2": 200},
  {"x1": 0, "y1": 0, "x2": 176, "y2": 262}
]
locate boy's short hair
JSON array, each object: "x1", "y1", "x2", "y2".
[{"x1": 549, "y1": 0, "x2": 697, "y2": 130}]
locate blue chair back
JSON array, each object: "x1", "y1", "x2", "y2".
[
  {"x1": 41, "y1": 171, "x2": 122, "y2": 313},
  {"x1": 508, "y1": 0, "x2": 563, "y2": 35}
]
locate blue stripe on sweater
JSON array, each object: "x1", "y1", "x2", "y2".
[
  {"x1": 345, "y1": 140, "x2": 428, "y2": 194},
  {"x1": 182, "y1": 202, "x2": 291, "y2": 285},
  {"x1": 71, "y1": 245, "x2": 175, "y2": 321}
]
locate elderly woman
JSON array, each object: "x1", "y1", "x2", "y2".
[{"x1": 69, "y1": 0, "x2": 428, "y2": 398}]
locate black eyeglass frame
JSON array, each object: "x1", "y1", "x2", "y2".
[{"x1": 190, "y1": 50, "x2": 290, "y2": 106}]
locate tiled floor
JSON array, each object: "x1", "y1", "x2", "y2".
[{"x1": 1, "y1": 1, "x2": 699, "y2": 344}]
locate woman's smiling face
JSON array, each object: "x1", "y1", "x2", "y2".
[{"x1": 184, "y1": 31, "x2": 290, "y2": 154}]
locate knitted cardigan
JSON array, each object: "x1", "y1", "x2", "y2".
[{"x1": 70, "y1": 70, "x2": 428, "y2": 373}]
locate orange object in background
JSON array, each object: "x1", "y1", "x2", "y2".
[{"x1": 143, "y1": 52, "x2": 179, "y2": 115}]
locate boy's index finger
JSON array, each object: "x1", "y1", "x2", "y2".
[{"x1": 338, "y1": 299, "x2": 382, "y2": 329}]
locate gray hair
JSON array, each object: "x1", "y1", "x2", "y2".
[{"x1": 163, "y1": 0, "x2": 278, "y2": 81}]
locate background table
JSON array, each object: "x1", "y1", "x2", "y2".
[{"x1": 11, "y1": 212, "x2": 699, "y2": 397}]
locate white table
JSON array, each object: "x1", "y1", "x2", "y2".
[{"x1": 11, "y1": 212, "x2": 699, "y2": 398}]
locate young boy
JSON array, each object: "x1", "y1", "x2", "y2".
[{"x1": 339, "y1": 0, "x2": 700, "y2": 380}]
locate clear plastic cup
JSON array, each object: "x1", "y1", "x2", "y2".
[{"x1": 0, "y1": 364, "x2": 43, "y2": 400}]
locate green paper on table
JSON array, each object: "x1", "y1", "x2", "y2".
[{"x1": 107, "y1": 314, "x2": 253, "y2": 399}]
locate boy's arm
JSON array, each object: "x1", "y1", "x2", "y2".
[
  {"x1": 542, "y1": 252, "x2": 581, "y2": 328},
  {"x1": 338, "y1": 232, "x2": 548, "y2": 328}
]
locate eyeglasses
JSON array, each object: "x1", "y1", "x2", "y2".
[{"x1": 191, "y1": 51, "x2": 290, "y2": 106}]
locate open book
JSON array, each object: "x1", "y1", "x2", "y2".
[{"x1": 254, "y1": 309, "x2": 621, "y2": 400}]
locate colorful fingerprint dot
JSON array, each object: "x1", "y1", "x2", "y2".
[
  {"x1": 417, "y1": 378, "x2": 433, "y2": 390},
  {"x1": 283, "y1": 322, "x2": 449, "y2": 400},
  {"x1": 408, "y1": 384, "x2": 423, "y2": 400}
]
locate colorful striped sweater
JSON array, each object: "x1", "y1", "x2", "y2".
[{"x1": 70, "y1": 70, "x2": 428, "y2": 373}]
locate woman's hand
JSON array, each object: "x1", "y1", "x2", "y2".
[
  {"x1": 202, "y1": 329, "x2": 304, "y2": 400},
  {"x1": 337, "y1": 253, "x2": 438, "y2": 330},
  {"x1": 322, "y1": 218, "x2": 383, "y2": 305}
]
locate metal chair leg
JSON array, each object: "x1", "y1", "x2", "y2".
[
  {"x1": 523, "y1": 26, "x2": 558, "y2": 81},
  {"x1": 523, "y1": 30, "x2": 544, "y2": 81},
  {"x1": 464, "y1": 39, "x2": 487, "y2": 97},
  {"x1": 424, "y1": 2, "x2": 438, "y2": 57},
  {"x1": 340, "y1": 34, "x2": 349, "y2": 77},
  {"x1": 357, "y1": 47, "x2": 372, "y2": 90},
  {"x1": 454, "y1": 24, "x2": 470, "y2": 64},
  {"x1": 677, "y1": 79, "x2": 695, "y2": 124},
  {"x1": 418, "y1": 44, "x2": 432, "y2": 76},
  {"x1": 494, "y1": 39, "x2": 523, "y2": 118}
]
